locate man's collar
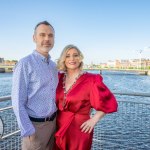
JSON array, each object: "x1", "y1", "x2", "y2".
[{"x1": 33, "y1": 50, "x2": 51, "y2": 64}]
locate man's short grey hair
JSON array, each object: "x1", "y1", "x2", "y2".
[{"x1": 34, "y1": 21, "x2": 54, "y2": 33}]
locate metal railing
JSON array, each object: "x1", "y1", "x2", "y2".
[
  {"x1": 92, "y1": 96, "x2": 150, "y2": 150},
  {"x1": 0, "y1": 93, "x2": 150, "y2": 150},
  {"x1": 0, "y1": 96, "x2": 21, "y2": 150}
]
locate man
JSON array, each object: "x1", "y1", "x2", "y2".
[{"x1": 12, "y1": 21, "x2": 58, "y2": 150}]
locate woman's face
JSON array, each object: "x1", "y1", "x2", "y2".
[{"x1": 65, "y1": 48, "x2": 81, "y2": 71}]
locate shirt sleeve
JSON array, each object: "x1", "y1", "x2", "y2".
[
  {"x1": 11, "y1": 60, "x2": 35, "y2": 137},
  {"x1": 90, "y1": 74, "x2": 118, "y2": 113}
]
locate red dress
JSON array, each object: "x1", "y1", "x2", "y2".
[{"x1": 54, "y1": 72, "x2": 118, "y2": 150}]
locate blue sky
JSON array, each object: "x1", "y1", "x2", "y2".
[{"x1": 1, "y1": 0, "x2": 150, "y2": 64}]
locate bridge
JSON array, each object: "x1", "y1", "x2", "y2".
[
  {"x1": 0, "y1": 65, "x2": 14, "y2": 73},
  {"x1": 0, "y1": 65, "x2": 150, "y2": 75},
  {"x1": 84, "y1": 68, "x2": 150, "y2": 75}
]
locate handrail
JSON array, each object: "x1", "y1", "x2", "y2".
[
  {"x1": 0, "y1": 92, "x2": 150, "y2": 103},
  {"x1": 0, "y1": 95, "x2": 11, "y2": 102},
  {"x1": 0, "y1": 93, "x2": 150, "y2": 139},
  {"x1": 1, "y1": 130, "x2": 20, "y2": 139},
  {"x1": 0, "y1": 92, "x2": 150, "y2": 140},
  {"x1": 0, "y1": 106, "x2": 12, "y2": 111},
  {"x1": 113, "y1": 91, "x2": 150, "y2": 97},
  {"x1": 0, "y1": 94, "x2": 150, "y2": 149}
]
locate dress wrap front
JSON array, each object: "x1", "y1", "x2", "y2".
[{"x1": 54, "y1": 72, "x2": 118, "y2": 150}]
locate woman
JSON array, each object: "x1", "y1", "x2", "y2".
[{"x1": 54, "y1": 45, "x2": 118, "y2": 150}]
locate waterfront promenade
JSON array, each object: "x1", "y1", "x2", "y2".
[{"x1": 0, "y1": 64, "x2": 150, "y2": 75}]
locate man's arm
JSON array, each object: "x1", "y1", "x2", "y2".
[{"x1": 11, "y1": 60, "x2": 35, "y2": 137}]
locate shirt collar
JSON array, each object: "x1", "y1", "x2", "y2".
[{"x1": 33, "y1": 50, "x2": 51, "y2": 64}]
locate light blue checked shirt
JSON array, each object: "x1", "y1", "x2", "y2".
[{"x1": 11, "y1": 50, "x2": 58, "y2": 137}]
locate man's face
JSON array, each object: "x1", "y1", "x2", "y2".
[{"x1": 33, "y1": 24, "x2": 54, "y2": 57}]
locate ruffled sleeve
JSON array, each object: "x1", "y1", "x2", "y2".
[{"x1": 90, "y1": 74, "x2": 118, "y2": 113}]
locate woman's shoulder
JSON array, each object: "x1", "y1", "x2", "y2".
[
  {"x1": 84, "y1": 72, "x2": 103, "y2": 81},
  {"x1": 58, "y1": 71, "x2": 65, "y2": 78}
]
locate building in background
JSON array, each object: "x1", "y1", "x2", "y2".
[{"x1": 0, "y1": 57, "x2": 4, "y2": 64}]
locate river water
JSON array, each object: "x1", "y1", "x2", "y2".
[
  {"x1": 0, "y1": 73, "x2": 12, "y2": 97},
  {"x1": 1, "y1": 70, "x2": 150, "y2": 96},
  {"x1": 0, "y1": 71, "x2": 150, "y2": 150}
]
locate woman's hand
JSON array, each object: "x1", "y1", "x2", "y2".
[
  {"x1": 80, "y1": 111, "x2": 105, "y2": 133},
  {"x1": 80, "y1": 118, "x2": 97, "y2": 133}
]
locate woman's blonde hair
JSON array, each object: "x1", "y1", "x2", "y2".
[{"x1": 57, "y1": 44, "x2": 84, "y2": 71}]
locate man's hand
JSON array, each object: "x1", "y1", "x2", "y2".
[{"x1": 29, "y1": 133, "x2": 36, "y2": 141}]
